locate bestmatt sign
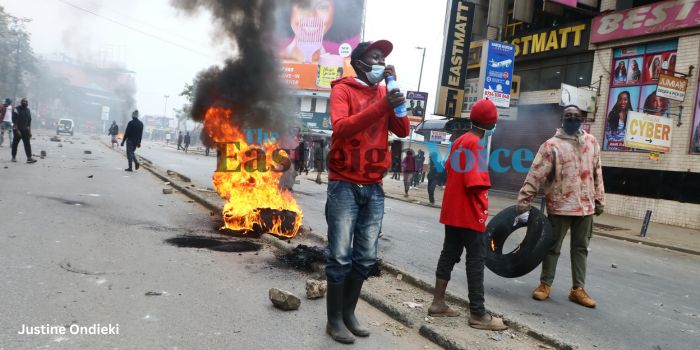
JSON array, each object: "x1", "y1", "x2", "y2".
[
  {"x1": 591, "y1": 1, "x2": 700, "y2": 44},
  {"x1": 480, "y1": 41, "x2": 515, "y2": 108}
]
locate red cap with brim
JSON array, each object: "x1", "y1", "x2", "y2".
[{"x1": 351, "y1": 40, "x2": 393, "y2": 61}]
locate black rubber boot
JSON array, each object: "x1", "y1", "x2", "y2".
[
  {"x1": 343, "y1": 270, "x2": 370, "y2": 337},
  {"x1": 327, "y1": 281, "x2": 355, "y2": 344}
]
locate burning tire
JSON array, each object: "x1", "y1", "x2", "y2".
[{"x1": 484, "y1": 205, "x2": 553, "y2": 278}]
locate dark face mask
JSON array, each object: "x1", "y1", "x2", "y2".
[{"x1": 563, "y1": 118, "x2": 582, "y2": 135}]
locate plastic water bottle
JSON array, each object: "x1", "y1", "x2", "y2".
[{"x1": 386, "y1": 76, "x2": 407, "y2": 118}]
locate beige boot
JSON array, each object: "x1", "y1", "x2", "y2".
[
  {"x1": 468, "y1": 313, "x2": 508, "y2": 331},
  {"x1": 532, "y1": 282, "x2": 551, "y2": 301},
  {"x1": 569, "y1": 287, "x2": 596, "y2": 308}
]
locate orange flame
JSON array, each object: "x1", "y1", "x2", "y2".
[{"x1": 204, "y1": 107, "x2": 303, "y2": 238}]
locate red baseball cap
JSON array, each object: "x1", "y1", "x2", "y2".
[
  {"x1": 470, "y1": 99, "x2": 498, "y2": 127},
  {"x1": 351, "y1": 40, "x2": 393, "y2": 61}
]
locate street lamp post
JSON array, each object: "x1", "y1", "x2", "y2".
[
  {"x1": 408, "y1": 46, "x2": 427, "y2": 150},
  {"x1": 163, "y1": 95, "x2": 169, "y2": 118}
]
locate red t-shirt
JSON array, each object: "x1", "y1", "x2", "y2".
[
  {"x1": 439, "y1": 133, "x2": 491, "y2": 232},
  {"x1": 328, "y1": 77, "x2": 411, "y2": 184}
]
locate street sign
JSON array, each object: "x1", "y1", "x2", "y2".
[
  {"x1": 480, "y1": 40, "x2": 515, "y2": 108},
  {"x1": 624, "y1": 111, "x2": 673, "y2": 153},
  {"x1": 656, "y1": 74, "x2": 688, "y2": 102},
  {"x1": 101, "y1": 106, "x2": 110, "y2": 121}
]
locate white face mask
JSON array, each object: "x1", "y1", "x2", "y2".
[{"x1": 358, "y1": 61, "x2": 385, "y2": 85}]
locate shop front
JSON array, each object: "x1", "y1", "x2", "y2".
[{"x1": 589, "y1": 0, "x2": 700, "y2": 229}]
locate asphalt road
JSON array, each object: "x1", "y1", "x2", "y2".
[
  {"x1": 0, "y1": 132, "x2": 438, "y2": 349},
  {"x1": 136, "y1": 140, "x2": 700, "y2": 350}
]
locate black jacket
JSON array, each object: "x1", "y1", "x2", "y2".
[
  {"x1": 13, "y1": 105, "x2": 31, "y2": 130},
  {"x1": 108, "y1": 124, "x2": 119, "y2": 136},
  {"x1": 123, "y1": 118, "x2": 144, "y2": 145}
]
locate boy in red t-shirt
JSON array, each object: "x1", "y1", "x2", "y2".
[{"x1": 427, "y1": 99, "x2": 507, "y2": 331}]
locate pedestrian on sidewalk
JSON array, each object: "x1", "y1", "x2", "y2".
[
  {"x1": 183, "y1": 132, "x2": 191, "y2": 153},
  {"x1": 0, "y1": 98, "x2": 14, "y2": 147},
  {"x1": 108, "y1": 121, "x2": 119, "y2": 148},
  {"x1": 165, "y1": 132, "x2": 171, "y2": 145},
  {"x1": 177, "y1": 131, "x2": 183, "y2": 150},
  {"x1": 121, "y1": 110, "x2": 144, "y2": 172},
  {"x1": 414, "y1": 149, "x2": 425, "y2": 187},
  {"x1": 391, "y1": 153, "x2": 401, "y2": 180},
  {"x1": 11, "y1": 98, "x2": 37, "y2": 164},
  {"x1": 325, "y1": 39, "x2": 410, "y2": 344},
  {"x1": 427, "y1": 152, "x2": 439, "y2": 205},
  {"x1": 428, "y1": 98, "x2": 507, "y2": 330},
  {"x1": 401, "y1": 150, "x2": 416, "y2": 197},
  {"x1": 515, "y1": 105, "x2": 605, "y2": 308},
  {"x1": 314, "y1": 140, "x2": 325, "y2": 184}
]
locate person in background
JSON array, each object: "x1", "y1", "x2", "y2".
[
  {"x1": 428, "y1": 99, "x2": 506, "y2": 330},
  {"x1": 516, "y1": 105, "x2": 605, "y2": 308},
  {"x1": 628, "y1": 60, "x2": 641, "y2": 83},
  {"x1": 165, "y1": 131, "x2": 171, "y2": 145},
  {"x1": 314, "y1": 139, "x2": 325, "y2": 184},
  {"x1": 11, "y1": 98, "x2": 37, "y2": 164},
  {"x1": 121, "y1": 110, "x2": 144, "y2": 172},
  {"x1": 401, "y1": 149, "x2": 416, "y2": 197},
  {"x1": 183, "y1": 132, "x2": 191, "y2": 153},
  {"x1": 0, "y1": 98, "x2": 14, "y2": 147},
  {"x1": 391, "y1": 153, "x2": 401, "y2": 180},
  {"x1": 427, "y1": 152, "x2": 439, "y2": 205},
  {"x1": 414, "y1": 149, "x2": 425, "y2": 187},
  {"x1": 177, "y1": 131, "x2": 183, "y2": 150},
  {"x1": 108, "y1": 121, "x2": 119, "y2": 148}
]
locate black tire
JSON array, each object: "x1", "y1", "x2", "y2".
[{"x1": 484, "y1": 205, "x2": 554, "y2": 278}]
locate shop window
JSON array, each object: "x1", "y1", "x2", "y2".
[
  {"x1": 539, "y1": 66, "x2": 565, "y2": 90},
  {"x1": 300, "y1": 96, "x2": 312, "y2": 112},
  {"x1": 563, "y1": 61, "x2": 592, "y2": 86},
  {"x1": 315, "y1": 98, "x2": 328, "y2": 113}
]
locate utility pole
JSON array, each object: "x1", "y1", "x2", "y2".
[{"x1": 163, "y1": 95, "x2": 169, "y2": 118}]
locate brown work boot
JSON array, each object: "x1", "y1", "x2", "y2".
[
  {"x1": 569, "y1": 287, "x2": 597, "y2": 308},
  {"x1": 532, "y1": 282, "x2": 551, "y2": 301}
]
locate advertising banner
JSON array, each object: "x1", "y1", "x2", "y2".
[
  {"x1": 591, "y1": 1, "x2": 700, "y2": 44},
  {"x1": 692, "y1": 80, "x2": 700, "y2": 153},
  {"x1": 275, "y1": 0, "x2": 365, "y2": 90},
  {"x1": 656, "y1": 74, "x2": 688, "y2": 102},
  {"x1": 560, "y1": 83, "x2": 597, "y2": 113},
  {"x1": 435, "y1": 0, "x2": 475, "y2": 117},
  {"x1": 430, "y1": 131, "x2": 448, "y2": 143},
  {"x1": 481, "y1": 41, "x2": 516, "y2": 108},
  {"x1": 624, "y1": 111, "x2": 673, "y2": 153},
  {"x1": 405, "y1": 91, "x2": 428, "y2": 119}
]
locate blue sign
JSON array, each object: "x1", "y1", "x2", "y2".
[{"x1": 483, "y1": 41, "x2": 515, "y2": 108}]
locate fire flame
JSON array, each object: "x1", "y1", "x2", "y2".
[{"x1": 204, "y1": 107, "x2": 303, "y2": 238}]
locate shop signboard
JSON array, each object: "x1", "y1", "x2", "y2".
[
  {"x1": 591, "y1": 1, "x2": 700, "y2": 44},
  {"x1": 560, "y1": 83, "x2": 597, "y2": 113},
  {"x1": 435, "y1": 0, "x2": 475, "y2": 117},
  {"x1": 656, "y1": 74, "x2": 688, "y2": 102},
  {"x1": 480, "y1": 40, "x2": 516, "y2": 108},
  {"x1": 430, "y1": 131, "x2": 448, "y2": 143},
  {"x1": 624, "y1": 111, "x2": 673, "y2": 153},
  {"x1": 504, "y1": 22, "x2": 588, "y2": 61},
  {"x1": 276, "y1": 0, "x2": 365, "y2": 90}
]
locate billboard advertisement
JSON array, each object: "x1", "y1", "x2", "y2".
[
  {"x1": 405, "y1": 91, "x2": 428, "y2": 118},
  {"x1": 692, "y1": 80, "x2": 700, "y2": 153},
  {"x1": 434, "y1": 0, "x2": 475, "y2": 117},
  {"x1": 275, "y1": 0, "x2": 365, "y2": 90},
  {"x1": 623, "y1": 111, "x2": 673, "y2": 153},
  {"x1": 481, "y1": 40, "x2": 515, "y2": 108}
]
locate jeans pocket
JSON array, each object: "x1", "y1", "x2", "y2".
[{"x1": 327, "y1": 180, "x2": 342, "y2": 197}]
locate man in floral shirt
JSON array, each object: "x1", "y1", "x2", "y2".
[{"x1": 515, "y1": 105, "x2": 605, "y2": 308}]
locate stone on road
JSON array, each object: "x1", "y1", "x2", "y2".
[{"x1": 269, "y1": 288, "x2": 301, "y2": 311}]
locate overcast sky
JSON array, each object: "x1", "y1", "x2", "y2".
[{"x1": 4, "y1": 0, "x2": 447, "y2": 119}]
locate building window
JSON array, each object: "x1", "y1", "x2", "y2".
[
  {"x1": 316, "y1": 98, "x2": 328, "y2": 113},
  {"x1": 300, "y1": 97, "x2": 312, "y2": 112},
  {"x1": 515, "y1": 53, "x2": 593, "y2": 92}
]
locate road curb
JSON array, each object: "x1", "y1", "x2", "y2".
[
  {"x1": 118, "y1": 146, "x2": 572, "y2": 349},
  {"x1": 419, "y1": 324, "x2": 465, "y2": 350}
]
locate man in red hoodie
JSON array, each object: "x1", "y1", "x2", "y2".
[
  {"x1": 324, "y1": 40, "x2": 410, "y2": 344},
  {"x1": 427, "y1": 99, "x2": 507, "y2": 331}
]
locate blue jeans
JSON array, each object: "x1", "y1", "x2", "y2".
[{"x1": 325, "y1": 180, "x2": 384, "y2": 283}]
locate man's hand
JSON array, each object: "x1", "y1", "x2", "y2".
[
  {"x1": 514, "y1": 211, "x2": 529, "y2": 227},
  {"x1": 594, "y1": 206, "x2": 604, "y2": 216},
  {"x1": 386, "y1": 89, "x2": 405, "y2": 108}
]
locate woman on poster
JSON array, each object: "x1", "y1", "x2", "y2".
[
  {"x1": 642, "y1": 91, "x2": 670, "y2": 117},
  {"x1": 614, "y1": 61, "x2": 627, "y2": 83},
  {"x1": 606, "y1": 91, "x2": 633, "y2": 147},
  {"x1": 628, "y1": 60, "x2": 641, "y2": 83}
]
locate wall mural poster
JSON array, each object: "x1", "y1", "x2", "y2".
[
  {"x1": 643, "y1": 51, "x2": 675, "y2": 84},
  {"x1": 626, "y1": 57, "x2": 643, "y2": 85},
  {"x1": 604, "y1": 86, "x2": 640, "y2": 151},
  {"x1": 640, "y1": 84, "x2": 670, "y2": 117},
  {"x1": 692, "y1": 81, "x2": 700, "y2": 153}
]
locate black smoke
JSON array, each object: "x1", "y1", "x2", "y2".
[{"x1": 171, "y1": 0, "x2": 301, "y2": 145}]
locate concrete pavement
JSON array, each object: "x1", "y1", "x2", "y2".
[{"x1": 134, "y1": 140, "x2": 700, "y2": 350}]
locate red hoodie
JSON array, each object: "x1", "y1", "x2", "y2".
[{"x1": 328, "y1": 77, "x2": 410, "y2": 184}]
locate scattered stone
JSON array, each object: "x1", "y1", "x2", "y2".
[
  {"x1": 87, "y1": 175, "x2": 93, "y2": 179},
  {"x1": 50, "y1": 136, "x2": 61, "y2": 142},
  {"x1": 305, "y1": 279, "x2": 327, "y2": 299},
  {"x1": 145, "y1": 291, "x2": 163, "y2": 296},
  {"x1": 402, "y1": 301, "x2": 422, "y2": 309},
  {"x1": 269, "y1": 288, "x2": 301, "y2": 311},
  {"x1": 40, "y1": 150, "x2": 47, "y2": 158},
  {"x1": 163, "y1": 188, "x2": 173, "y2": 195},
  {"x1": 490, "y1": 333, "x2": 502, "y2": 341},
  {"x1": 396, "y1": 273, "x2": 403, "y2": 281},
  {"x1": 538, "y1": 345, "x2": 552, "y2": 349},
  {"x1": 166, "y1": 170, "x2": 175, "y2": 175},
  {"x1": 84, "y1": 150, "x2": 92, "y2": 154},
  {"x1": 611, "y1": 263, "x2": 618, "y2": 268},
  {"x1": 58, "y1": 144, "x2": 63, "y2": 147}
]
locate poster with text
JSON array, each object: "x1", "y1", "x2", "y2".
[
  {"x1": 275, "y1": 0, "x2": 364, "y2": 90},
  {"x1": 482, "y1": 41, "x2": 515, "y2": 108},
  {"x1": 604, "y1": 86, "x2": 640, "y2": 151},
  {"x1": 692, "y1": 81, "x2": 700, "y2": 153}
]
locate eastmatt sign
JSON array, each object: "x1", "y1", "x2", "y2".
[
  {"x1": 592, "y1": 1, "x2": 700, "y2": 43},
  {"x1": 504, "y1": 22, "x2": 589, "y2": 60}
]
